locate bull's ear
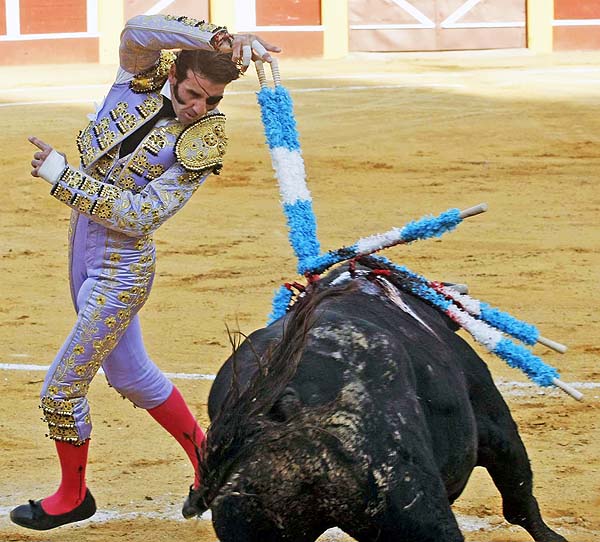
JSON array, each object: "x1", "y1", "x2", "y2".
[{"x1": 269, "y1": 387, "x2": 301, "y2": 422}]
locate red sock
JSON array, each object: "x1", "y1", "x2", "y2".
[
  {"x1": 41, "y1": 439, "x2": 89, "y2": 515},
  {"x1": 147, "y1": 386, "x2": 206, "y2": 488}
]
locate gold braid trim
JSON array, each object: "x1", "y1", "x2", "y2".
[
  {"x1": 164, "y1": 15, "x2": 225, "y2": 34},
  {"x1": 174, "y1": 113, "x2": 227, "y2": 173},
  {"x1": 131, "y1": 50, "x2": 177, "y2": 93},
  {"x1": 41, "y1": 397, "x2": 83, "y2": 444}
]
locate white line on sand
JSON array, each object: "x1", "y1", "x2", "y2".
[
  {"x1": 0, "y1": 83, "x2": 465, "y2": 108},
  {"x1": 0, "y1": 362, "x2": 216, "y2": 381},
  {"x1": 1, "y1": 362, "x2": 597, "y2": 395},
  {"x1": 0, "y1": 502, "x2": 516, "y2": 536},
  {"x1": 1, "y1": 65, "x2": 599, "y2": 94}
]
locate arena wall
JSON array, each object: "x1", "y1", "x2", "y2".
[
  {"x1": 0, "y1": 0, "x2": 597, "y2": 66},
  {"x1": 553, "y1": 0, "x2": 600, "y2": 51}
]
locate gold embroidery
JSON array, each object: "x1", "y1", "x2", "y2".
[
  {"x1": 107, "y1": 163, "x2": 125, "y2": 185},
  {"x1": 110, "y1": 102, "x2": 129, "y2": 120},
  {"x1": 41, "y1": 396, "x2": 74, "y2": 413},
  {"x1": 73, "y1": 344, "x2": 85, "y2": 356},
  {"x1": 144, "y1": 131, "x2": 168, "y2": 156},
  {"x1": 72, "y1": 195, "x2": 93, "y2": 214},
  {"x1": 163, "y1": 122, "x2": 186, "y2": 137},
  {"x1": 89, "y1": 151, "x2": 118, "y2": 181},
  {"x1": 174, "y1": 113, "x2": 227, "y2": 172},
  {"x1": 77, "y1": 126, "x2": 92, "y2": 148},
  {"x1": 116, "y1": 112, "x2": 138, "y2": 134},
  {"x1": 60, "y1": 168, "x2": 85, "y2": 189},
  {"x1": 146, "y1": 163, "x2": 165, "y2": 180},
  {"x1": 93, "y1": 117, "x2": 110, "y2": 135},
  {"x1": 47, "y1": 425, "x2": 82, "y2": 444},
  {"x1": 51, "y1": 185, "x2": 74, "y2": 204},
  {"x1": 128, "y1": 152, "x2": 150, "y2": 176},
  {"x1": 77, "y1": 125, "x2": 95, "y2": 167},
  {"x1": 90, "y1": 200, "x2": 114, "y2": 219},
  {"x1": 98, "y1": 185, "x2": 120, "y2": 199},
  {"x1": 116, "y1": 176, "x2": 137, "y2": 191},
  {"x1": 79, "y1": 178, "x2": 102, "y2": 196},
  {"x1": 136, "y1": 95, "x2": 163, "y2": 118},
  {"x1": 130, "y1": 50, "x2": 177, "y2": 93},
  {"x1": 178, "y1": 170, "x2": 203, "y2": 184},
  {"x1": 92, "y1": 113, "x2": 118, "y2": 151},
  {"x1": 97, "y1": 129, "x2": 117, "y2": 151},
  {"x1": 164, "y1": 14, "x2": 223, "y2": 33}
]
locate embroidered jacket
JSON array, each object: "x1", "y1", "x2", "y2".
[{"x1": 39, "y1": 14, "x2": 229, "y2": 237}]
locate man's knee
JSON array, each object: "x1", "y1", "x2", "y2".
[{"x1": 108, "y1": 373, "x2": 172, "y2": 409}]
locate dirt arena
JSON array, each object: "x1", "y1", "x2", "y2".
[{"x1": 0, "y1": 50, "x2": 598, "y2": 541}]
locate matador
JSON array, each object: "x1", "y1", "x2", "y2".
[{"x1": 10, "y1": 13, "x2": 279, "y2": 531}]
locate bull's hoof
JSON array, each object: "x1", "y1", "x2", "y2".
[
  {"x1": 182, "y1": 486, "x2": 208, "y2": 519},
  {"x1": 10, "y1": 489, "x2": 96, "y2": 530}
]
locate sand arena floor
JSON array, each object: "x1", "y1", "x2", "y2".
[{"x1": 0, "y1": 50, "x2": 598, "y2": 541}]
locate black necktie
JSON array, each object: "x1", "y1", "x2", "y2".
[{"x1": 119, "y1": 97, "x2": 175, "y2": 158}]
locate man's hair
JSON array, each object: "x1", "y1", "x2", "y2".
[{"x1": 175, "y1": 49, "x2": 240, "y2": 85}]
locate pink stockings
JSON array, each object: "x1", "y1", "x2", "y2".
[
  {"x1": 41, "y1": 440, "x2": 89, "y2": 515},
  {"x1": 147, "y1": 386, "x2": 206, "y2": 488},
  {"x1": 43, "y1": 386, "x2": 204, "y2": 514}
]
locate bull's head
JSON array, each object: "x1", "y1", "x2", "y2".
[
  {"x1": 195, "y1": 285, "x2": 399, "y2": 540},
  {"x1": 205, "y1": 387, "x2": 373, "y2": 542}
]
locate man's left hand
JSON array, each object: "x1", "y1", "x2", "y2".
[{"x1": 29, "y1": 136, "x2": 54, "y2": 177}]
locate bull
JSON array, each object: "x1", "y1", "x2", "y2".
[{"x1": 190, "y1": 257, "x2": 567, "y2": 542}]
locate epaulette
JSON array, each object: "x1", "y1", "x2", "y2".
[
  {"x1": 174, "y1": 113, "x2": 227, "y2": 174},
  {"x1": 131, "y1": 50, "x2": 177, "y2": 93}
]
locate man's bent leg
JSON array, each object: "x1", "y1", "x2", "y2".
[{"x1": 103, "y1": 317, "x2": 205, "y2": 515}]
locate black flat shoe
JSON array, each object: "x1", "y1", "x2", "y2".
[
  {"x1": 182, "y1": 485, "x2": 208, "y2": 519},
  {"x1": 10, "y1": 488, "x2": 96, "y2": 530}
]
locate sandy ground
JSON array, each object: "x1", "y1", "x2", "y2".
[{"x1": 0, "y1": 49, "x2": 598, "y2": 541}]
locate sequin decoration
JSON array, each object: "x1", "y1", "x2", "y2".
[
  {"x1": 130, "y1": 50, "x2": 177, "y2": 93},
  {"x1": 164, "y1": 15, "x2": 223, "y2": 33},
  {"x1": 41, "y1": 397, "x2": 81, "y2": 444},
  {"x1": 174, "y1": 113, "x2": 227, "y2": 172}
]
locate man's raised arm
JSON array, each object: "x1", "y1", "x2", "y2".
[{"x1": 119, "y1": 14, "x2": 229, "y2": 74}]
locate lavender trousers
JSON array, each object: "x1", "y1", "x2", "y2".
[{"x1": 40, "y1": 213, "x2": 173, "y2": 444}]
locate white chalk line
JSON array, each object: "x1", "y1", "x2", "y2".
[
  {"x1": 1, "y1": 362, "x2": 598, "y2": 396},
  {"x1": 2, "y1": 64, "x2": 598, "y2": 108},
  {"x1": 0, "y1": 362, "x2": 215, "y2": 381},
  {"x1": 1, "y1": 65, "x2": 599, "y2": 94},
  {"x1": 0, "y1": 502, "x2": 539, "y2": 536},
  {"x1": 0, "y1": 83, "x2": 467, "y2": 108}
]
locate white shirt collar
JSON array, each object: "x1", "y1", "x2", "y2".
[{"x1": 160, "y1": 81, "x2": 172, "y2": 101}]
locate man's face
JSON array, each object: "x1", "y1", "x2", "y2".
[{"x1": 168, "y1": 66, "x2": 227, "y2": 126}]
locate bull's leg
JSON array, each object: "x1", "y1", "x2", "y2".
[
  {"x1": 345, "y1": 473, "x2": 465, "y2": 542},
  {"x1": 473, "y1": 384, "x2": 567, "y2": 542}
]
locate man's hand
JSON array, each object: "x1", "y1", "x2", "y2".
[
  {"x1": 29, "y1": 136, "x2": 67, "y2": 183},
  {"x1": 29, "y1": 136, "x2": 55, "y2": 177},
  {"x1": 231, "y1": 34, "x2": 281, "y2": 72}
]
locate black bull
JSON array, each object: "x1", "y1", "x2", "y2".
[{"x1": 194, "y1": 260, "x2": 567, "y2": 542}]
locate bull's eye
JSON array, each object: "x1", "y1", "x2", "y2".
[{"x1": 269, "y1": 387, "x2": 301, "y2": 422}]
